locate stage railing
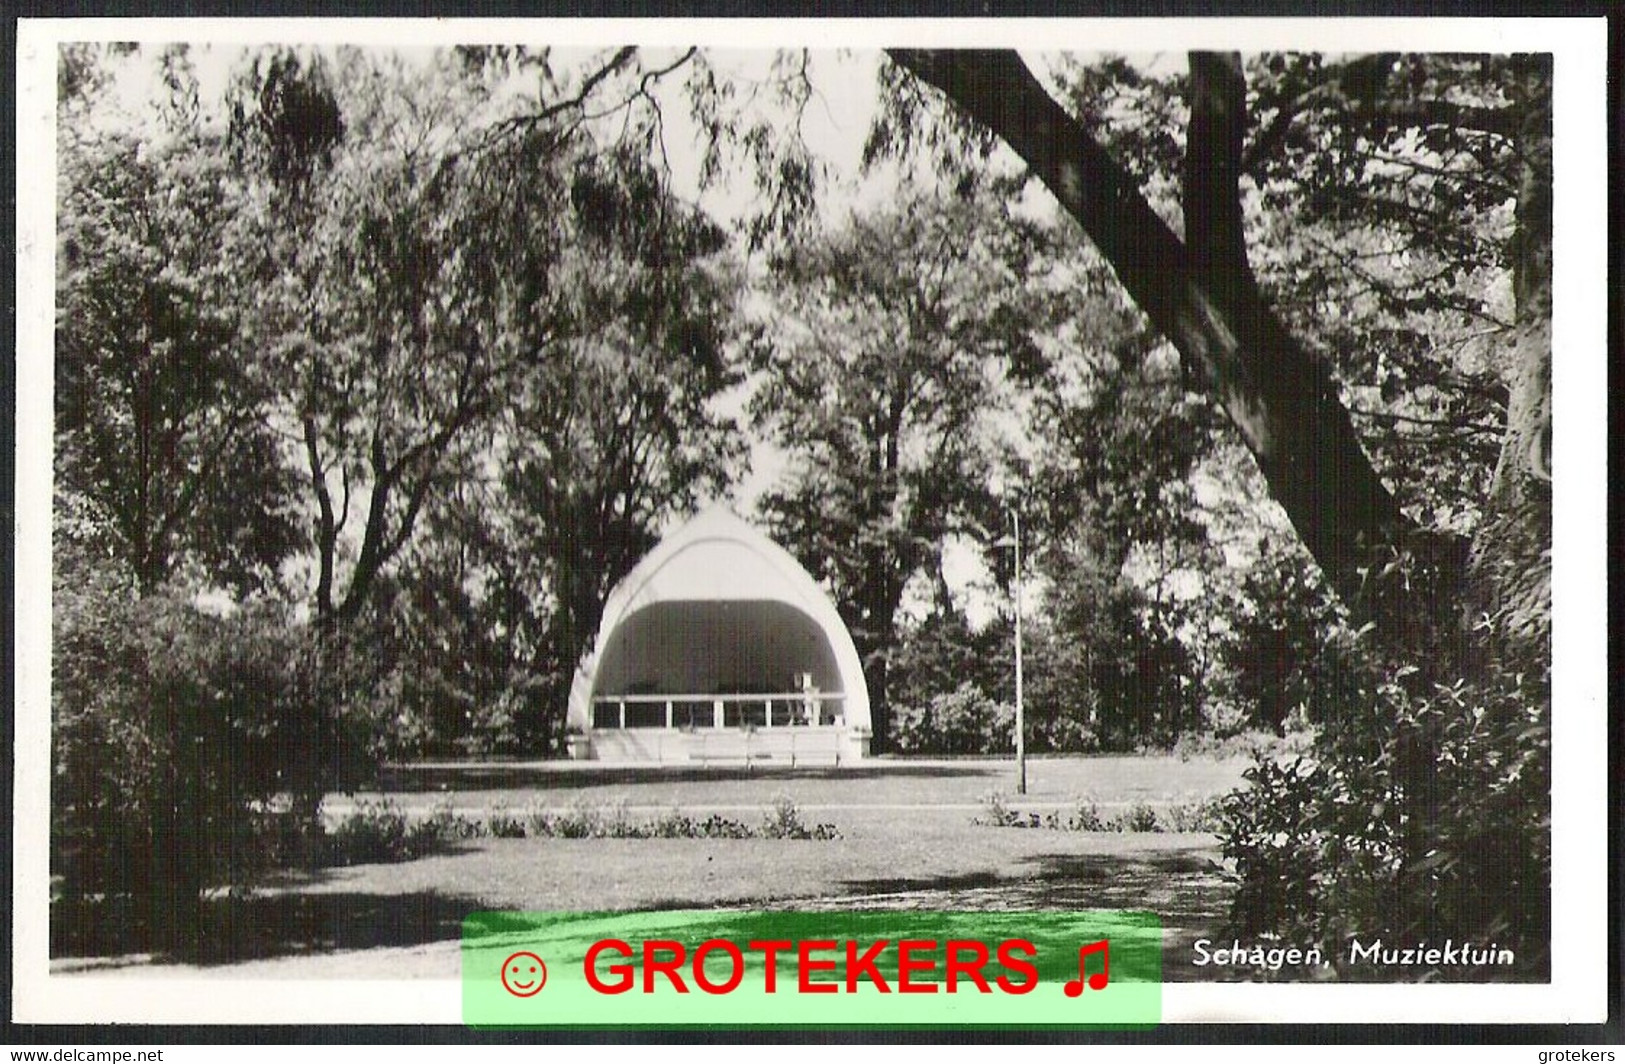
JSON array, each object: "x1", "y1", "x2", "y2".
[{"x1": 589, "y1": 692, "x2": 846, "y2": 731}]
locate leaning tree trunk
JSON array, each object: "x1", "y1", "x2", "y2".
[
  {"x1": 1465, "y1": 57, "x2": 1552, "y2": 675},
  {"x1": 888, "y1": 49, "x2": 1469, "y2": 664}
]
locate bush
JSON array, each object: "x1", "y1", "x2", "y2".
[
  {"x1": 1033, "y1": 713, "x2": 1098, "y2": 756},
  {"x1": 760, "y1": 793, "x2": 842, "y2": 840},
  {"x1": 406, "y1": 797, "x2": 488, "y2": 853},
  {"x1": 692, "y1": 814, "x2": 755, "y2": 839},
  {"x1": 976, "y1": 789, "x2": 1019, "y2": 827},
  {"x1": 1108, "y1": 802, "x2": 1160, "y2": 833},
  {"x1": 974, "y1": 795, "x2": 1212, "y2": 834},
  {"x1": 761, "y1": 793, "x2": 806, "y2": 839},
  {"x1": 895, "y1": 683, "x2": 1014, "y2": 756},
  {"x1": 326, "y1": 798, "x2": 412, "y2": 865},
  {"x1": 1171, "y1": 725, "x2": 1315, "y2": 763},
  {"x1": 1163, "y1": 799, "x2": 1225, "y2": 833},
  {"x1": 1217, "y1": 660, "x2": 1551, "y2": 978},
  {"x1": 534, "y1": 796, "x2": 604, "y2": 839},
  {"x1": 1223, "y1": 546, "x2": 1365, "y2": 736},
  {"x1": 323, "y1": 798, "x2": 490, "y2": 865},
  {"x1": 51, "y1": 583, "x2": 351, "y2": 939},
  {"x1": 486, "y1": 803, "x2": 528, "y2": 839},
  {"x1": 599, "y1": 797, "x2": 638, "y2": 839},
  {"x1": 518, "y1": 798, "x2": 839, "y2": 841},
  {"x1": 650, "y1": 807, "x2": 698, "y2": 838},
  {"x1": 1068, "y1": 798, "x2": 1107, "y2": 832}
]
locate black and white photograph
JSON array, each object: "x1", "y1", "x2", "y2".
[{"x1": 9, "y1": 16, "x2": 1609, "y2": 1031}]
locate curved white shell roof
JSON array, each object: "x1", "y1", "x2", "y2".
[{"x1": 566, "y1": 505, "x2": 871, "y2": 731}]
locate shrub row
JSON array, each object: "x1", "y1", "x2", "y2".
[
  {"x1": 974, "y1": 791, "x2": 1225, "y2": 834},
  {"x1": 324, "y1": 793, "x2": 840, "y2": 863}
]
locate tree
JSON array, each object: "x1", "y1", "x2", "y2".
[
  {"x1": 227, "y1": 48, "x2": 546, "y2": 629},
  {"x1": 886, "y1": 50, "x2": 1550, "y2": 674},
  {"x1": 56, "y1": 89, "x2": 302, "y2": 597},
  {"x1": 1237, "y1": 57, "x2": 1513, "y2": 532},
  {"x1": 495, "y1": 144, "x2": 746, "y2": 750},
  {"x1": 870, "y1": 49, "x2": 1551, "y2": 965},
  {"x1": 223, "y1": 47, "x2": 750, "y2": 754},
  {"x1": 357, "y1": 484, "x2": 533, "y2": 758},
  {"x1": 51, "y1": 47, "x2": 357, "y2": 941},
  {"x1": 750, "y1": 186, "x2": 1062, "y2": 750},
  {"x1": 1222, "y1": 536, "x2": 1361, "y2": 736},
  {"x1": 221, "y1": 42, "x2": 1546, "y2": 733},
  {"x1": 1027, "y1": 519, "x2": 1210, "y2": 752}
]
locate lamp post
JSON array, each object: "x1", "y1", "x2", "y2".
[{"x1": 996, "y1": 510, "x2": 1027, "y2": 796}]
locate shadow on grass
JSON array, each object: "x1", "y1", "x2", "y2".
[
  {"x1": 827, "y1": 847, "x2": 1224, "y2": 915},
  {"x1": 819, "y1": 844, "x2": 1231, "y2": 982},
  {"x1": 464, "y1": 909, "x2": 1166, "y2": 985},
  {"x1": 1015, "y1": 850, "x2": 1228, "y2": 921},
  {"x1": 813, "y1": 869, "x2": 1007, "y2": 896},
  {"x1": 378, "y1": 762, "x2": 998, "y2": 793},
  {"x1": 52, "y1": 888, "x2": 488, "y2": 967}
]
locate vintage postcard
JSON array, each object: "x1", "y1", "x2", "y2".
[{"x1": 10, "y1": 15, "x2": 1609, "y2": 1031}]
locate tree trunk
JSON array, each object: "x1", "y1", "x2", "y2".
[
  {"x1": 1465, "y1": 58, "x2": 1552, "y2": 673},
  {"x1": 853, "y1": 551, "x2": 902, "y2": 755},
  {"x1": 888, "y1": 48, "x2": 1469, "y2": 660}
]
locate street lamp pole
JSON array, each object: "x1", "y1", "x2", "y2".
[{"x1": 1012, "y1": 508, "x2": 1026, "y2": 796}]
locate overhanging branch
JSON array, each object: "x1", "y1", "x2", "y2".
[{"x1": 887, "y1": 48, "x2": 1465, "y2": 627}]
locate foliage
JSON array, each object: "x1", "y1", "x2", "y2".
[
  {"x1": 50, "y1": 574, "x2": 335, "y2": 933},
  {"x1": 976, "y1": 792, "x2": 1217, "y2": 834},
  {"x1": 760, "y1": 793, "x2": 806, "y2": 839},
  {"x1": 324, "y1": 798, "x2": 412, "y2": 865},
  {"x1": 1162, "y1": 799, "x2": 1226, "y2": 834},
  {"x1": 216, "y1": 47, "x2": 746, "y2": 755},
  {"x1": 1008, "y1": 291, "x2": 1227, "y2": 753},
  {"x1": 641, "y1": 811, "x2": 751, "y2": 841},
  {"x1": 55, "y1": 111, "x2": 303, "y2": 597},
  {"x1": 1222, "y1": 538, "x2": 1365, "y2": 735},
  {"x1": 494, "y1": 142, "x2": 746, "y2": 728},
  {"x1": 1240, "y1": 53, "x2": 1524, "y2": 536},
  {"x1": 887, "y1": 609, "x2": 998, "y2": 718},
  {"x1": 48, "y1": 45, "x2": 1553, "y2": 962},
  {"x1": 893, "y1": 682, "x2": 1014, "y2": 757},
  {"x1": 975, "y1": 789, "x2": 1020, "y2": 828},
  {"x1": 1068, "y1": 798, "x2": 1107, "y2": 832},
  {"x1": 752, "y1": 184, "x2": 1068, "y2": 749},
  {"x1": 517, "y1": 798, "x2": 841, "y2": 841},
  {"x1": 486, "y1": 803, "x2": 529, "y2": 840},
  {"x1": 1114, "y1": 802, "x2": 1161, "y2": 833},
  {"x1": 408, "y1": 797, "x2": 490, "y2": 849},
  {"x1": 526, "y1": 796, "x2": 613, "y2": 840},
  {"x1": 1218, "y1": 649, "x2": 1550, "y2": 978},
  {"x1": 51, "y1": 487, "x2": 392, "y2": 938},
  {"x1": 1170, "y1": 725, "x2": 1315, "y2": 764},
  {"x1": 324, "y1": 796, "x2": 490, "y2": 865},
  {"x1": 752, "y1": 794, "x2": 841, "y2": 841},
  {"x1": 226, "y1": 48, "x2": 557, "y2": 628},
  {"x1": 1028, "y1": 558, "x2": 1206, "y2": 753}
]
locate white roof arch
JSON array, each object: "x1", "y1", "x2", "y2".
[{"x1": 566, "y1": 505, "x2": 871, "y2": 731}]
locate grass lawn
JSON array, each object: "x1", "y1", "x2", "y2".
[
  {"x1": 54, "y1": 755, "x2": 1252, "y2": 982},
  {"x1": 345, "y1": 753, "x2": 1250, "y2": 814}
]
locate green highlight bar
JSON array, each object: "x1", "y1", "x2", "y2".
[{"x1": 463, "y1": 910, "x2": 1161, "y2": 1029}]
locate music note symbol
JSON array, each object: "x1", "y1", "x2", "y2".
[{"x1": 1063, "y1": 939, "x2": 1109, "y2": 996}]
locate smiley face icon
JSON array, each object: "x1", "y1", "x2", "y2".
[{"x1": 500, "y1": 951, "x2": 547, "y2": 997}]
